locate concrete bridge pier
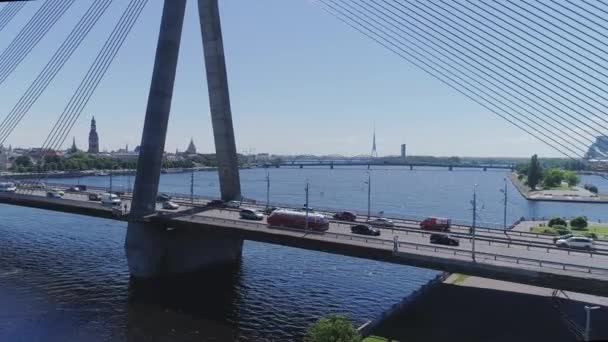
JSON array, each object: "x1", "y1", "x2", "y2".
[
  {"x1": 448, "y1": 165, "x2": 453, "y2": 171},
  {"x1": 125, "y1": 0, "x2": 242, "y2": 279},
  {"x1": 410, "y1": 165, "x2": 413, "y2": 170}
]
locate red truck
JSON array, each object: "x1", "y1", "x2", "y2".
[{"x1": 420, "y1": 217, "x2": 451, "y2": 232}]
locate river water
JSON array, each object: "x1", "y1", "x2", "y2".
[{"x1": 1, "y1": 167, "x2": 607, "y2": 341}]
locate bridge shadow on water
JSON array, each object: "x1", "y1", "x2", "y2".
[{"x1": 125, "y1": 263, "x2": 243, "y2": 341}]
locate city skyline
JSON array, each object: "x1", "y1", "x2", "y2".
[{"x1": 0, "y1": 0, "x2": 592, "y2": 158}]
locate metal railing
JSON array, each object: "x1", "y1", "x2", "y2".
[{"x1": 171, "y1": 214, "x2": 608, "y2": 277}]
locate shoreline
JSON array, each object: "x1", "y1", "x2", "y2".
[{"x1": 508, "y1": 172, "x2": 608, "y2": 204}]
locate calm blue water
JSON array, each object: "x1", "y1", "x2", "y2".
[{"x1": 1, "y1": 167, "x2": 607, "y2": 341}]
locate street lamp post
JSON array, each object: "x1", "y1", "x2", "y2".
[
  {"x1": 304, "y1": 180, "x2": 310, "y2": 232},
  {"x1": 266, "y1": 172, "x2": 270, "y2": 210},
  {"x1": 471, "y1": 184, "x2": 478, "y2": 262},
  {"x1": 501, "y1": 178, "x2": 508, "y2": 229},
  {"x1": 365, "y1": 172, "x2": 371, "y2": 220},
  {"x1": 190, "y1": 169, "x2": 194, "y2": 205},
  {"x1": 584, "y1": 306, "x2": 600, "y2": 341}
]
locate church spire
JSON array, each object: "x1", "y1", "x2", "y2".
[{"x1": 88, "y1": 116, "x2": 99, "y2": 154}]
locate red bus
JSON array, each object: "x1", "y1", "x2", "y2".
[{"x1": 267, "y1": 209, "x2": 330, "y2": 232}]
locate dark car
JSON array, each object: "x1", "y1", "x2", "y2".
[
  {"x1": 206, "y1": 199, "x2": 225, "y2": 208},
  {"x1": 88, "y1": 193, "x2": 101, "y2": 201},
  {"x1": 156, "y1": 193, "x2": 171, "y2": 202},
  {"x1": 263, "y1": 206, "x2": 278, "y2": 215},
  {"x1": 430, "y1": 233, "x2": 459, "y2": 246},
  {"x1": 350, "y1": 224, "x2": 381, "y2": 236},
  {"x1": 334, "y1": 211, "x2": 357, "y2": 222}
]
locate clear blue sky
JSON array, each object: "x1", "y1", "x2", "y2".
[{"x1": 0, "y1": 0, "x2": 557, "y2": 157}]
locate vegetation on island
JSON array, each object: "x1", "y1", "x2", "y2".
[
  {"x1": 305, "y1": 314, "x2": 361, "y2": 342},
  {"x1": 533, "y1": 216, "x2": 607, "y2": 239},
  {"x1": 515, "y1": 154, "x2": 584, "y2": 191}
]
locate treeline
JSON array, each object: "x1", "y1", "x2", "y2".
[
  {"x1": 515, "y1": 154, "x2": 583, "y2": 190},
  {"x1": 9, "y1": 152, "x2": 200, "y2": 173}
]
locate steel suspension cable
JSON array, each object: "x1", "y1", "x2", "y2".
[
  {"x1": 440, "y1": 0, "x2": 608, "y2": 111},
  {"x1": 0, "y1": 0, "x2": 75, "y2": 85},
  {"x1": 318, "y1": 0, "x2": 584, "y2": 159},
  {"x1": 33, "y1": 0, "x2": 148, "y2": 185},
  {"x1": 0, "y1": 0, "x2": 114, "y2": 147},
  {"x1": 423, "y1": 0, "x2": 608, "y2": 139},
  {"x1": 22, "y1": 0, "x2": 148, "y2": 191},
  {"x1": 46, "y1": 0, "x2": 148, "y2": 153},
  {"x1": 403, "y1": 0, "x2": 608, "y2": 130},
  {"x1": 358, "y1": 0, "x2": 600, "y2": 154},
  {"x1": 523, "y1": 0, "x2": 608, "y2": 52},
  {"x1": 483, "y1": 0, "x2": 608, "y2": 80},
  {"x1": 0, "y1": 1, "x2": 27, "y2": 33}
]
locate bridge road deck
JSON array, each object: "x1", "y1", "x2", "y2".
[{"x1": 0, "y1": 191, "x2": 607, "y2": 297}]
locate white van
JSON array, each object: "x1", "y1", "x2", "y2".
[{"x1": 101, "y1": 193, "x2": 121, "y2": 206}]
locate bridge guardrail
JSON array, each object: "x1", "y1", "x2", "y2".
[{"x1": 174, "y1": 214, "x2": 608, "y2": 276}]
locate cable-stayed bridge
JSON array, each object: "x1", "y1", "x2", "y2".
[{"x1": 0, "y1": 0, "x2": 607, "y2": 295}]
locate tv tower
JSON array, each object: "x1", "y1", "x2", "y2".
[{"x1": 371, "y1": 126, "x2": 378, "y2": 158}]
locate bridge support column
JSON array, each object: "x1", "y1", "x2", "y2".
[
  {"x1": 448, "y1": 165, "x2": 453, "y2": 171},
  {"x1": 410, "y1": 165, "x2": 413, "y2": 170},
  {"x1": 198, "y1": 0, "x2": 241, "y2": 201},
  {"x1": 483, "y1": 167, "x2": 487, "y2": 171},
  {"x1": 126, "y1": 0, "x2": 242, "y2": 279}
]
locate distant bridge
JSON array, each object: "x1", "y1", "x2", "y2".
[{"x1": 267, "y1": 159, "x2": 514, "y2": 171}]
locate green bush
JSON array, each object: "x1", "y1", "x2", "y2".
[
  {"x1": 570, "y1": 216, "x2": 588, "y2": 229},
  {"x1": 541, "y1": 228, "x2": 557, "y2": 235},
  {"x1": 584, "y1": 184, "x2": 599, "y2": 194},
  {"x1": 584, "y1": 233, "x2": 598, "y2": 239},
  {"x1": 552, "y1": 225, "x2": 570, "y2": 235},
  {"x1": 548, "y1": 217, "x2": 567, "y2": 227},
  {"x1": 305, "y1": 314, "x2": 361, "y2": 342}
]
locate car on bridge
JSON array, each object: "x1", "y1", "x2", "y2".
[
  {"x1": 350, "y1": 224, "x2": 380, "y2": 236},
  {"x1": 334, "y1": 211, "x2": 357, "y2": 222},
  {"x1": 420, "y1": 217, "x2": 451, "y2": 232},
  {"x1": 206, "y1": 199, "x2": 225, "y2": 208},
  {"x1": 240, "y1": 209, "x2": 263, "y2": 221},
  {"x1": 367, "y1": 218, "x2": 394, "y2": 227},
  {"x1": 226, "y1": 200, "x2": 241, "y2": 209},
  {"x1": 0, "y1": 182, "x2": 17, "y2": 193},
  {"x1": 101, "y1": 193, "x2": 121, "y2": 206},
  {"x1": 46, "y1": 190, "x2": 64, "y2": 198},
  {"x1": 430, "y1": 233, "x2": 460, "y2": 247},
  {"x1": 88, "y1": 193, "x2": 101, "y2": 201},
  {"x1": 162, "y1": 201, "x2": 179, "y2": 210},
  {"x1": 263, "y1": 206, "x2": 278, "y2": 215},
  {"x1": 555, "y1": 236, "x2": 594, "y2": 250},
  {"x1": 156, "y1": 193, "x2": 172, "y2": 202},
  {"x1": 552, "y1": 233, "x2": 574, "y2": 244}
]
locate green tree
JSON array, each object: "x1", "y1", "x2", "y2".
[
  {"x1": 14, "y1": 155, "x2": 33, "y2": 168},
  {"x1": 527, "y1": 154, "x2": 542, "y2": 190},
  {"x1": 542, "y1": 168, "x2": 564, "y2": 188},
  {"x1": 570, "y1": 216, "x2": 588, "y2": 230},
  {"x1": 563, "y1": 171, "x2": 580, "y2": 187},
  {"x1": 304, "y1": 314, "x2": 361, "y2": 342},
  {"x1": 548, "y1": 217, "x2": 567, "y2": 227}
]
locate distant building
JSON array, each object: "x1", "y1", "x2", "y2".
[
  {"x1": 185, "y1": 138, "x2": 197, "y2": 154},
  {"x1": 401, "y1": 144, "x2": 406, "y2": 159},
  {"x1": 88, "y1": 117, "x2": 99, "y2": 154},
  {"x1": 68, "y1": 137, "x2": 79, "y2": 154},
  {"x1": 0, "y1": 145, "x2": 11, "y2": 171},
  {"x1": 586, "y1": 136, "x2": 608, "y2": 160}
]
